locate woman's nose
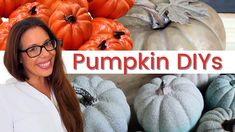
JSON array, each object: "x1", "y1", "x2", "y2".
[{"x1": 39, "y1": 47, "x2": 50, "y2": 57}]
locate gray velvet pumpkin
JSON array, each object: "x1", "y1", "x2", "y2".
[
  {"x1": 73, "y1": 75, "x2": 131, "y2": 132},
  {"x1": 205, "y1": 74, "x2": 235, "y2": 111},
  {"x1": 117, "y1": 0, "x2": 226, "y2": 50},
  {"x1": 197, "y1": 108, "x2": 235, "y2": 132},
  {"x1": 134, "y1": 75, "x2": 204, "y2": 132},
  {"x1": 177, "y1": 74, "x2": 219, "y2": 92}
]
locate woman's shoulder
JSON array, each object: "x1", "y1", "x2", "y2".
[
  {"x1": 0, "y1": 78, "x2": 22, "y2": 106},
  {"x1": 0, "y1": 78, "x2": 19, "y2": 92}
]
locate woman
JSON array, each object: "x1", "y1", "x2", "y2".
[{"x1": 0, "y1": 17, "x2": 83, "y2": 132}]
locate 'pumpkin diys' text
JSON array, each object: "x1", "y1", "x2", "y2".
[{"x1": 73, "y1": 52, "x2": 222, "y2": 74}]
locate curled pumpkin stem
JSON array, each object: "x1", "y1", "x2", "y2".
[
  {"x1": 222, "y1": 119, "x2": 235, "y2": 132},
  {"x1": 64, "y1": 15, "x2": 76, "y2": 23},
  {"x1": 98, "y1": 40, "x2": 107, "y2": 50},
  {"x1": 229, "y1": 80, "x2": 235, "y2": 86},
  {"x1": 74, "y1": 86, "x2": 97, "y2": 107},
  {"x1": 29, "y1": 6, "x2": 37, "y2": 15},
  {"x1": 135, "y1": 0, "x2": 170, "y2": 29},
  {"x1": 156, "y1": 80, "x2": 172, "y2": 95},
  {"x1": 114, "y1": 31, "x2": 125, "y2": 39}
]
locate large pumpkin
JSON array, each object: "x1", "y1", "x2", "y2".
[
  {"x1": 205, "y1": 74, "x2": 235, "y2": 111},
  {"x1": 88, "y1": 0, "x2": 135, "y2": 19},
  {"x1": 197, "y1": 108, "x2": 235, "y2": 132},
  {"x1": 9, "y1": 2, "x2": 52, "y2": 24},
  {"x1": 72, "y1": 75, "x2": 130, "y2": 132},
  {"x1": 117, "y1": 0, "x2": 226, "y2": 50},
  {"x1": 79, "y1": 17, "x2": 133, "y2": 50},
  {"x1": 49, "y1": 2, "x2": 92, "y2": 50},
  {"x1": 177, "y1": 74, "x2": 219, "y2": 92},
  {"x1": 134, "y1": 75, "x2": 204, "y2": 132},
  {"x1": 0, "y1": 0, "x2": 35, "y2": 17}
]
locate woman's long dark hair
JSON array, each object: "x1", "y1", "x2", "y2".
[{"x1": 4, "y1": 17, "x2": 83, "y2": 132}]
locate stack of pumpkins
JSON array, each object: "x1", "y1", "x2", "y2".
[
  {"x1": 0, "y1": 0, "x2": 227, "y2": 50},
  {"x1": 197, "y1": 74, "x2": 235, "y2": 132},
  {"x1": 72, "y1": 74, "x2": 235, "y2": 132},
  {"x1": 0, "y1": 0, "x2": 135, "y2": 50}
]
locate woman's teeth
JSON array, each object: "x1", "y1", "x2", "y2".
[{"x1": 38, "y1": 61, "x2": 51, "y2": 69}]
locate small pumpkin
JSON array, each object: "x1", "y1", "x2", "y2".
[
  {"x1": 117, "y1": 0, "x2": 226, "y2": 50},
  {"x1": 36, "y1": 0, "x2": 88, "y2": 10},
  {"x1": 0, "y1": 0, "x2": 15, "y2": 17},
  {"x1": 49, "y1": 2, "x2": 92, "y2": 50},
  {"x1": 72, "y1": 75, "x2": 131, "y2": 132},
  {"x1": 15, "y1": 0, "x2": 36, "y2": 7},
  {"x1": 9, "y1": 2, "x2": 52, "y2": 24},
  {"x1": 197, "y1": 108, "x2": 235, "y2": 132},
  {"x1": 177, "y1": 74, "x2": 219, "y2": 92},
  {"x1": 0, "y1": 0, "x2": 35, "y2": 18},
  {"x1": 50, "y1": 0, "x2": 89, "y2": 12},
  {"x1": 88, "y1": 0, "x2": 135, "y2": 19},
  {"x1": 0, "y1": 19, "x2": 17, "y2": 50},
  {"x1": 35, "y1": 0, "x2": 54, "y2": 7},
  {"x1": 134, "y1": 75, "x2": 204, "y2": 132},
  {"x1": 0, "y1": 22, "x2": 10, "y2": 50},
  {"x1": 79, "y1": 17, "x2": 133, "y2": 50},
  {"x1": 205, "y1": 74, "x2": 235, "y2": 111}
]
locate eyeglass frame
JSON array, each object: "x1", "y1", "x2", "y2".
[{"x1": 19, "y1": 39, "x2": 59, "y2": 58}]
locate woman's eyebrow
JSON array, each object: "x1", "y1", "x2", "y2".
[{"x1": 24, "y1": 38, "x2": 51, "y2": 48}]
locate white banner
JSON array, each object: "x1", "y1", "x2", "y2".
[
  {"x1": 63, "y1": 51, "x2": 230, "y2": 74},
  {"x1": 0, "y1": 51, "x2": 234, "y2": 83}
]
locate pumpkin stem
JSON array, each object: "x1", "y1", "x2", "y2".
[
  {"x1": 156, "y1": 80, "x2": 172, "y2": 95},
  {"x1": 114, "y1": 31, "x2": 125, "y2": 39},
  {"x1": 64, "y1": 15, "x2": 77, "y2": 23},
  {"x1": 135, "y1": 0, "x2": 170, "y2": 29},
  {"x1": 222, "y1": 119, "x2": 235, "y2": 132},
  {"x1": 98, "y1": 40, "x2": 107, "y2": 50},
  {"x1": 29, "y1": 6, "x2": 37, "y2": 15},
  {"x1": 74, "y1": 86, "x2": 97, "y2": 107},
  {"x1": 229, "y1": 80, "x2": 235, "y2": 86}
]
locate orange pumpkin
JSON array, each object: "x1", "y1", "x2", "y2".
[
  {"x1": 15, "y1": 0, "x2": 36, "y2": 7},
  {"x1": 9, "y1": 2, "x2": 52, "y2": 24},
  {"x1": 0, "y1": 0, "x2": 35, "y2": 17},
  {"x1": 36, "y1": 0, "x2": 88, "y2": 9},
  {"x1": 50, "y1": 0, "x2": 88, "y2": 12},
  {"x1": 79, "y1": 17, "x2": 133, "y2": 50},
  {"x1": 79, "y1": 33, "x2": 132, "y2": 50},
  {"x1": 88, "y1": 0, "x2": 135, "y2": 19},
  {"x1": 49, "y1": 2, "x2": 92, "y2": 50},
  {"x1": 0, "y1": 19, "x2": 17, "y2": 50},
  {"x1": 35, "y1": 0, "x2": 54, "y2": 7}
]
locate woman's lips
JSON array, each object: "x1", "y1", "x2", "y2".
[{"x1": 37, "y1": 60, "x2": 52, "y2": 69}]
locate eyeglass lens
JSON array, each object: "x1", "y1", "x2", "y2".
[{"x1": 26, "y1": 40, "x2": 56, "y2": 58}]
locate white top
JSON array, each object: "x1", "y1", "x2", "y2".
[{"x1": 0, "y1": 78, "x2": 67, "y2": 132}]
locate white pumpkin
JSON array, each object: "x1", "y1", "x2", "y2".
[
  {"x1": 117, "y1": 0, "x2": 226, "y2": 50},
  {"x1": 205, "y1": 74, "x2": 235, "y2": 111},
  {"x1": 197, "y1": 108, "x2": 235, "y2": 132},
  {"x1": 134, "y1": 75, "x2": 204, "y2": 132},
  {"x1": 73, "y1": 75, "x2": 131, "y2": 132},
  {"x1": 177, "y1": 74, "x2": 219, "y2": 91}
]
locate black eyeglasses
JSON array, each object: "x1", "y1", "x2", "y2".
[{"x1": 19, "y1": 39, "x2": 57, "y2": 58}]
